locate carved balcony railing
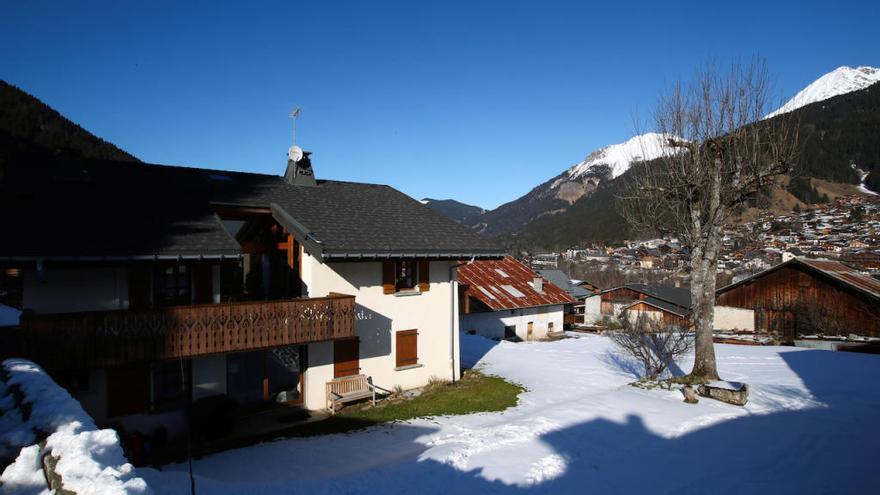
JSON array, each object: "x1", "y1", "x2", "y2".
[{"x1": 7, "y1": 294, "x2": 356, "y2": 369}]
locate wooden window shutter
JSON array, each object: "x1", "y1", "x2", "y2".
[
  {"x1": 334, "y1": 338, "x2": 360, "y2": 378},
  {"x1": 418, "y1": 261, "x2": 430, "y2": 292},
  {"x1": 396, "y1": 329, "x2": 418, "y2": 368},
  {"x1": 382, "y1": 261, "x2": 395, "y2": 294}
]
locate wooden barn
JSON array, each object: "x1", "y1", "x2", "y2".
[{"x1": 716, "y1": 258, "x2": 880, "y2": 341}]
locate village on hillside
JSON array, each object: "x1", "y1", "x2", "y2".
[
  {"x1": 1, "y1": 4, "x2": 879, "y2": 495},
  {"x1": 533, "y1": 194, "x2": 879, "y2": 279}
]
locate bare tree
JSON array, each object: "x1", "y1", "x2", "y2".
[
  {"x1": 617, "y1": 59, "x2": 799, "y2": 381},
  {"x1": 609, "y1": 313, "x2": 693, "y2": 380}
]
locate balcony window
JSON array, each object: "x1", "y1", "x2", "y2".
[{"x1": 153, "y1": 264, "x2": 191, "y2": 306}]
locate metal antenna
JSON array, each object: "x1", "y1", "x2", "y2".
[{"x1": 289, "y1": 107, "x2": 301, "y2": 146}]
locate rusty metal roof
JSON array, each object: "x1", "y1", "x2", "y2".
[
  {"x1": 458, "y1": 256, "x2": 575, "y2": 311},
  {"x1": 717, "y1": 257, "x2": 880, "y2": 301},
  {"x1": 798, "y1": 258, "x2": 880, "y2": 300}
]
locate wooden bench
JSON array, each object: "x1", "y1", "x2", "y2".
[{"x1": 326, "y1": 374, "x2": 378, "y2": 414}]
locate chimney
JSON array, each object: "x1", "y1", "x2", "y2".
[
  {"x1": 533, "y1": 277, "x2": 543, "y2": 293},
  {"x1": 284, "y1": 150, "x2": 316, "y2": 187}
]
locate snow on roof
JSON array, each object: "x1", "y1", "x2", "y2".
[
  {"x1": 500, "y1": 285, "x2": 525, "y2": 298},
  {"x1": 458, "y1": 256, "x2": 574, "y2": 311}
]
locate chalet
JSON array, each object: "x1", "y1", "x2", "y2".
[
  {"x1": 716, "y1": 258, "x2": 880, "y2": 341},
  {"x1": 0, "y1": 148, "x2": 505, "y2": 444},
  {"x1": 537, "y1": 270, "x2": 599, "y2": 328},
  {"x1": 458, "y1": 257, "x2": 574, "y2": 340},
  {"x1": 599, "y1": 283, "x2": 691, "y2": 328}
]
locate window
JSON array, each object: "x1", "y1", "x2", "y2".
[
  {"x1": 395, "y1": 261, "x2": 419, "y2": 291},
  {"x1": 151, "y1": 360, "x2": 191, "y2": 409},
  {"x1": 153, "y1": 264, "x2": 191, "y2": 306},
  {"x1": 548, "y1": 322, "x2": 554, "y2": 332},
  {"x1": 226, "y1": 346, "x2": 305, "y2": 408},
  {"x1": 503, "y1": 325, "x2": 517, "y2": 339},
  {"x1": 383, "y1": 261, "x2": 430, "y2": 294},
  {"x1": 396, "y1": 329, "x2": 418, "y2": 368}
]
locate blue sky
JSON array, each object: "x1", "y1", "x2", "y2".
[{"x1": 2, "y1": 1, "x2": 878, "y2": 209}]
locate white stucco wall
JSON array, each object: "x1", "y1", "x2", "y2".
[
  {"x1": 300, "y1": 255, "x2": 460, "y2": 410},
  {"x1": 714, "y1": 305, "x2": 755, "y2": 332},
  {"x1": 461, "y1": 305, "x2": 564, "y2": 341},
  {"x1": 22, "y1": 267, "x2": 128, "y2": 314},
  {"x1": 582, "y1": 296, "x2": 602, "y2": 325}
]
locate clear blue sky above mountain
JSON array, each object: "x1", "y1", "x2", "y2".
[{"x1": 2, "y1": 1, "x2": 878, "y2": 209}]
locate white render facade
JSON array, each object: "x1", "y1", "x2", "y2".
[
  {"x1": 299, "y1": 256, "x2": 461, "y2": 410},
  {"x1": 17, "y1": 257, "x2": 463, "y2": 427},
  {"x1": 461, "y1": 304, "x2": 564, "y2": 341}
]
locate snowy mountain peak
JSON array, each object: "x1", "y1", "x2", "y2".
[
  {"x1": 566, "y1": 132, "x2": 677, "y2": 181},
  {"x1": 766, "y1": 65, "x2": 880, "y2": 118}
]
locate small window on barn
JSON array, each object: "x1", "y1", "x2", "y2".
[{"x1": 396, "y1": 329, "x2": 419, "y2": 368}]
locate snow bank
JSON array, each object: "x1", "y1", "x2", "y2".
[{"x1": 0, "y1": 359, "x2": 150, "y2": 494}]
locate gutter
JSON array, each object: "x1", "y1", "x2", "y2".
[
  {"x1": 0, "y1": 254, "x2": 241, "y2": 262},
  {"x1": 449, "y1": 258, "x2": 475, "y2": 383},
  {"x1": 322, "y1": 252, "x2": 507, "y2": 261},
  {"x1": 269, "y1": 203, "x2": 327, "y2": 262}
]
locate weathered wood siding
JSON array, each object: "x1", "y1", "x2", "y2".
[{"x1": 716, "y1": 265, "x2": 880, "y2": 340}]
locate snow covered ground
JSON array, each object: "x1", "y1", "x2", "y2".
[{"x1": 141, "y1": 334, "x2": 880, "y2": 494}]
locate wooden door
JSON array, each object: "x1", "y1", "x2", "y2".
[
  {"x1": 527, "y1": 321, "x2": 534, "y2": 339},
  {"x1": 334, "y1": 338, "x2": 360, "y2": 378}
]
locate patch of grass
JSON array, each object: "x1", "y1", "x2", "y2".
[{"x1": 288, "y1": 370, "x2": 524, "y2": 437}]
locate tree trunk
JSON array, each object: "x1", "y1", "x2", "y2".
[
  {"x1": 689, "y1": 252, "x2": 720, "y2": 381},
  {"x1": 689, "y1": 157, "x2": 723, "y2": 382}
]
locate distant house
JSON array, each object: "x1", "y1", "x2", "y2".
[
  {"x1": 458, "y1": 257, "x2": 574, "y2": 340},
  {"x1": 599, "y1": 283, "x2": 691, "y2": 328},
  {"x1": 0, "y1": 147, "x2": 505, "y2": 443},
  {"x1": 716, "y1": 258, "x2": 880, "y2": 341},
  {"x1": 536, "y1": 270, "x2": 600, "y2": 327}
]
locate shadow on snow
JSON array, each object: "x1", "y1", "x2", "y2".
[{"x1": 144, "y1": 348, "x2": 880, "y2": 494}]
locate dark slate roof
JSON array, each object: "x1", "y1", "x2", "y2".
[
  {"x1": 624, "y1": 283, "x2": 691, "y2": 310},
  {"x1": 0, "y1": 154, "x2": 504, "y2": 260},
  {"x1": 537, "y1": 269, "x2": 593, "y2": 299},
  {"x1": 626, "y1": 296, "x2": 690, "y2": 317}
]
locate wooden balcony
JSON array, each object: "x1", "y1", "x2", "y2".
[{"x1": 8, "y1": 294, "x2": 356, "y2": 370}]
